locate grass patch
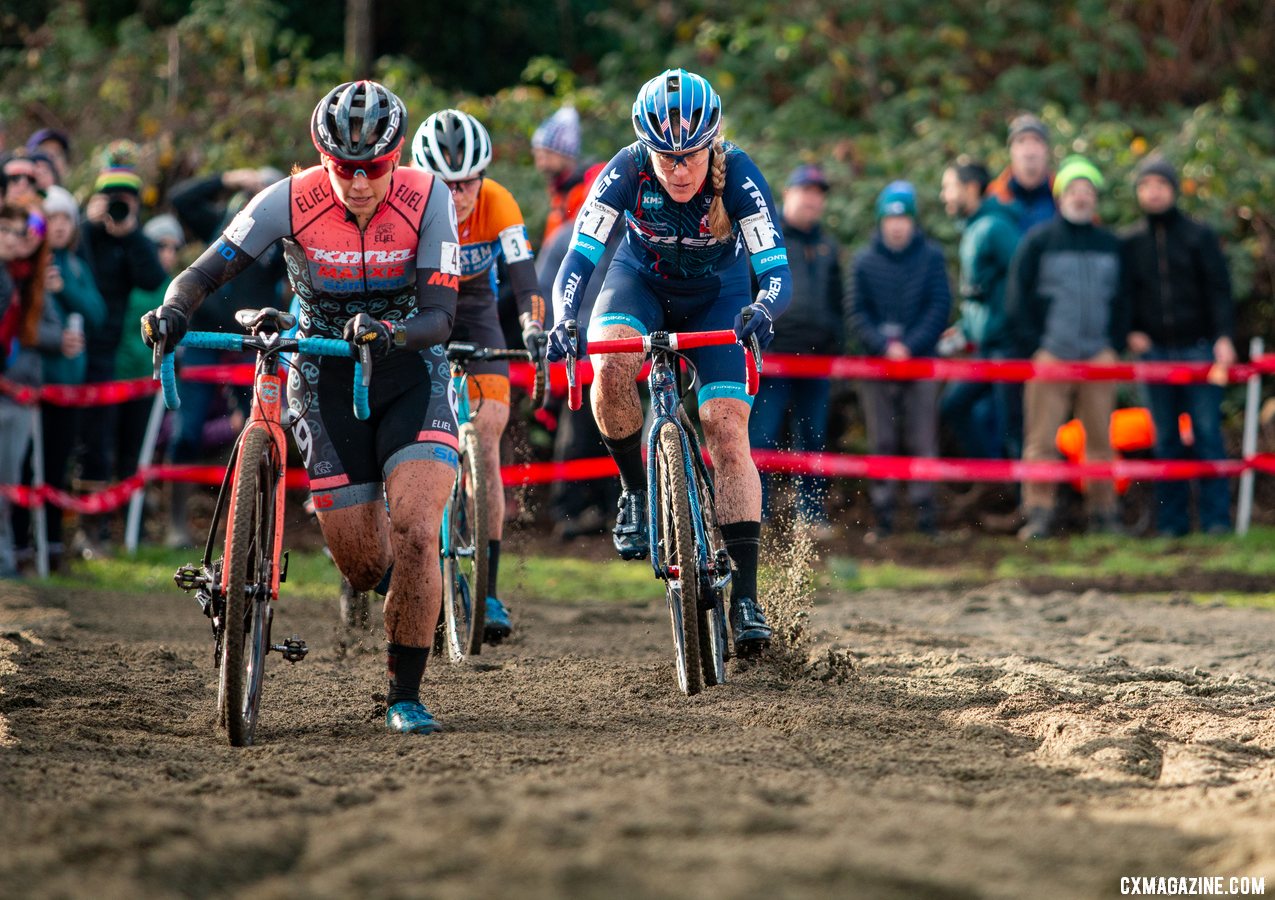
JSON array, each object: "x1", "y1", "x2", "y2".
[
  {"x1": 1186, "y1": 592, "x2": 1275, "y2": 610},
  {"x1": 50, "y1": 547, "x2": 658, "y2": 606},
  {"x1": 35, "y1": 526, "x2": 1275, "y2": 602},
  {"x1": 822, "y1": 556, "x2": 985, "y2": 592},
  {"x1": 502, "y1": 554, "x2": 657, "y2": 604},
  {"x1": 47, "y1": 546, "x2": 344, "y2": 599}
]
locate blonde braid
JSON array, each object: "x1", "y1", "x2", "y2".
[{"x1": 707, "y1": 137, "x2": 732, "y2": 241}]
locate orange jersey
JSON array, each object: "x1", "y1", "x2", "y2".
[{"x1": 456, "y1": 177, "x2": 534, "y2": 283}]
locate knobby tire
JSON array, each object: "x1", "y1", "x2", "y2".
[
  {"x1": 221, "y1": 427, "x2": 275, "y2": 747},
  {"x1": 657, "y1": 422, "x2": 703, "y2": 696},
  {"x1": 443, "y1": 424, "x2": 488, "y2": 660}
]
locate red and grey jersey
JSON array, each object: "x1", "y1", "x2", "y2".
[{"x1": 161, "y1": 165, "x2": 460, "y2": 348}]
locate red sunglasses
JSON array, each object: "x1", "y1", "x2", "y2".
[{"x1": 323, "y1": 153, "x2": 397, "y2": 181}]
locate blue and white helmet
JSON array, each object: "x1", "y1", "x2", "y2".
[{"x1": 631, "y1": 69, "x2": 722, "y2": 154}]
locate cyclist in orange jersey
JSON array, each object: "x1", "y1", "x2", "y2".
[{"x1": 412, "y1": 109, "x2": 546, "y2": 644}]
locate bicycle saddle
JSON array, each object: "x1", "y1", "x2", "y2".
[{"x1": 236, "y1": 307, "x2": 297, "y2": 334}]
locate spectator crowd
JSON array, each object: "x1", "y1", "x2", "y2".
[{"x1": 0, "y1": 106, "x2": 1242, "y2": 578}]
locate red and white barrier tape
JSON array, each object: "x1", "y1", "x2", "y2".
[
  {"x1": 3, "y1": 349, "x2": 1265, "y2": 409},
  {"x1": 2, "y1": 450, "x2": 1265, "y2": 512}
]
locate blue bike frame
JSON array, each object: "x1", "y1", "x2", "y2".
[{"x1": 644, "y1": 349, "x2": 713, "y2": 585}]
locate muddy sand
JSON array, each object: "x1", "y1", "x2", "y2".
[{"x1": 2, "y1": 550, "x2": 1275, "y2": 899}]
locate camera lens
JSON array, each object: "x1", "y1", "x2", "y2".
[{"x1": 106, "y1": 199, "x2": 130, "y2": 223}]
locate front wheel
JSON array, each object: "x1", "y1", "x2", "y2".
[
  {"x1": 656, "y1": 422, "x2": 703, "y2": 696},
  {"x1": 220, "y1": 427, "x2": 277, "y2": 746},
  {"x1": 685, "y1": 434, "x2": 729, "y2": 688},
  {"x1": 441, "y1": 424, "x2": 488, "y2": 662}
]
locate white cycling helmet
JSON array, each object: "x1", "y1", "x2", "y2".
[{"x1": 412, "y1": 109, "x2": 493, "y2": 180}]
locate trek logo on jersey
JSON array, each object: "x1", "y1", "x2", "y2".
[
  {"x1": 595, "y1": 166, "x2": 622, "y2": 195},
  {"x1": 741, "y1": 177, "x2": 774, "y2": 219},
  {"x1": 308, "y1": 247, "x2": 414, "y2": 265},
  {"x1": 561, "y1": 271, "x2": 582, "y2": 307},
  {"x1": 641, "y1": 191, "x2": 664, "y2": 211}
]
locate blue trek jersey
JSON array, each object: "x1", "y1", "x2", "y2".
[{"x1": 551, "y1": 141, "x2": 792, "y2": 324}]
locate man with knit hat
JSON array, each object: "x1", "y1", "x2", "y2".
[
  {"x1": 987, "y1": 113, "x2": 1056, "y2": 236},
  {"x1": 1122, "y1": 154, "x2": 1235, "y2": 536},
  {"x1": 73, "y1": 151, "x2": 165, "y2": 554},
  {"x1": 849, "y1": 180, "x2": 952, "y2": 540},
  {"x1": 1006, "y1": 155, "x2": 1130, "y2": 539},
  {"x1": 532, "y1": 105, "x2": 602, "y2": 246}
]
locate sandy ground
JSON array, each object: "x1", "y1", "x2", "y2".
[{"x1": 2, "y1": 543, "x2": 1275, "y2": 899}]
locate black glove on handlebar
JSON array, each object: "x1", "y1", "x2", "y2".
[
  {"x1": 139, "y1": 306, "x2": 189, "y2": 353},
  {"x1": 342, "y1": 313, "x2": 393, "y2": 359}
]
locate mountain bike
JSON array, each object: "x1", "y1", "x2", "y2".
[
  {"x1": 155, "y1": 307, "x2": 371, "y2": 746},
  {"x1": 436, "y1": 338, "x2": 548, "y2": 662},
  {"x1": 564, "y1": 321, "x2": 761, "y2": 695}
]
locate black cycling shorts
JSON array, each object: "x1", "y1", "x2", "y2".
[{"x1": 287, "y1": 345, "x2": 458, "y2": 512}]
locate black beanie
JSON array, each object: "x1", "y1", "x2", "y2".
[{"x1": 1135, "y1": 156, "x2": 1179, "y2": 193}]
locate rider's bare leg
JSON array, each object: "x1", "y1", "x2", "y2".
[
  {"x1": 470, "y1": 393, "x2": 508, "y2": 542},
  {"x1": 318, "y1": 498, "x2": 391, "y2": 593},
  {"x1": 700, "y1": 397, "x2": 760, "y2": 524}
]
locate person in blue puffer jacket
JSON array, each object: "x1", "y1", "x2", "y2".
[{"x1": 849, "y1": 181, "x2": 952, "y2": 540}]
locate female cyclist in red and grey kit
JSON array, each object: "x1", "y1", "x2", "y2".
[{"x1": 142, "y1": 81, "x2": 461, "y2": 734}]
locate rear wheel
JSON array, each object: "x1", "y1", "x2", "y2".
[
  {"x1": 441, "y1": 424, "x2": 488, "y2": 661},
  {"x1": 220, "y1": 427, "x2": 277, "y2": 746},
  {"x1": 656, "y1": 422, "x2": 702, "y2": 696}
]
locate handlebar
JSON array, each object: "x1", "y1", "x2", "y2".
[
  {"x1": 447, "y1": 340, "x2": 550, "y2": 409},
  {"x1": 563, "y1": 326, "x2": 761, "y2": 411},
  {"x1": 154, "y1": 331, "x2": 371, "y2": 420}
]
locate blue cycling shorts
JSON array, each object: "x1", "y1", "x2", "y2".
[{"x1": 587, "y1": 259, "x2": 753, "y2": 408}]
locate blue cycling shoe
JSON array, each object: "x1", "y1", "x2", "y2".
[
  {"x1": 484, "y1": 596, "x2": 512, "y2": 644},
  {"x1": 385, "y1": 701, "x2": 442, "y2": 735}
]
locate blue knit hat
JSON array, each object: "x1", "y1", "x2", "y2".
[
  {"x1": 876, "y1": 180, "x2": 917, "y2": 219},
  {"x1": 532, "y1": 106, "x2": 581, "y2": 159}
]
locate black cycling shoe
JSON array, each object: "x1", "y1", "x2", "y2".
[
  {"x1": 730, "y1": 595, "x2": 772, "y2": 657},
  {"x1": 612, "y1": 489, "x2": 650, "y2": 560}
]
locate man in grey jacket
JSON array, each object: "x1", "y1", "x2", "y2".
[{"x1": 1005, "y1": 156, "x2": 1130, "y2": 539}]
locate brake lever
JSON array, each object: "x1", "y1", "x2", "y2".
[
  {"x1": 151, "y1": 317, "x2": 167, "y2": 381},
  {"x1": 565, "y1": 321, "x2": 582, "y2": 411}
]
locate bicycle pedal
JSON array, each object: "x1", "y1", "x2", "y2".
[
  {"x1": 734, "y1": 639, "x2": 769, "y2": 660},
  {"x1": 174, "y1": 564, "x2": 207, "y2": 591},
  {"x1": 272, "y1": 635, "x2": 308, "y2": 663}
]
